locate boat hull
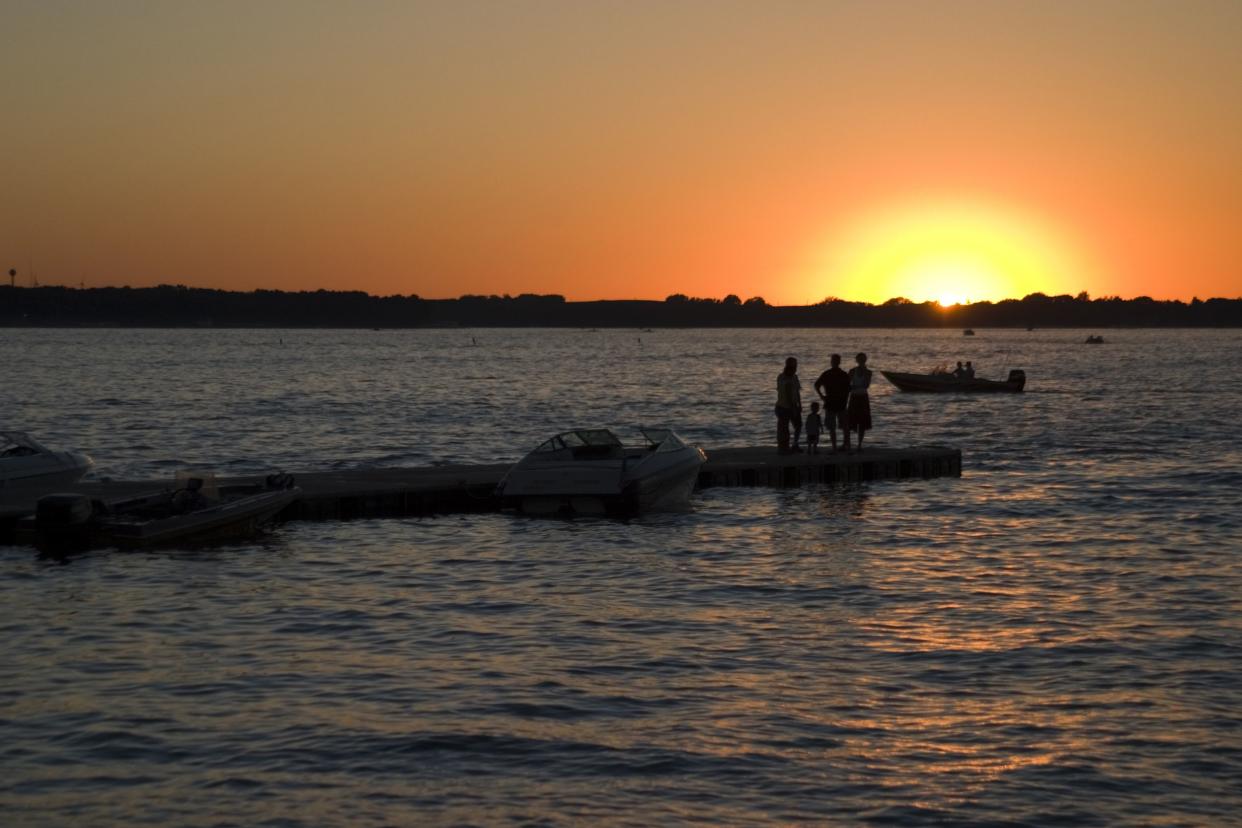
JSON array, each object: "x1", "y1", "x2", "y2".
[
  {"x1": 19, "y1": 485, "x2": 300, "y2": 552},
  {"x1": 881, "y1": 371, "x2": 1025, "y2": 393},
  {"x1": 500, "y1": 448, "x2": 705, "y2": 516},
  {"x1": 0, "y1": 452, "x2": 94, "y2": 518},
  {"x1": 100, "y1": 488, "x2": 299, "y2": 548},
  {"x1": 630, "y1": 455, "x2": 703, "y2": 511}
]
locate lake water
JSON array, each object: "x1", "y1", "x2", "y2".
[{"x1": 2, "y1": 328, "x2": 1240, "y2": 825}]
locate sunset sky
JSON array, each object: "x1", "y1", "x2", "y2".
[{"x1": 2, "y1": 1, "x2": 1239, "y2": 304}]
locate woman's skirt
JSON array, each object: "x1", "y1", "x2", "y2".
[{"x1": 846, "y1": 393, "x2": 872, "y2": 430}]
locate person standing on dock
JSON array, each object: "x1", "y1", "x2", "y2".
[
  {"x1": 805, "y1": 402, "x2": 823, "y2": 454},
  {"x1": 814, "y1": 353, "x2": 851, "y2": 452},
  {"x1": 847, "y1": 352, "x2": 873, "y2": 452},
  {"x1": 775, "y1": 356, "x2": 803, "y2": 453}
]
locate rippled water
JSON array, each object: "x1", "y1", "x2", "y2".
[{"x1": 2, "y1": 328, "x2": 1241, "y2": 825}]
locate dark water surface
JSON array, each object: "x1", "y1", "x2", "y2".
[{"x1": 3, "y1": 328, "x2": 1241, "y2": 825}]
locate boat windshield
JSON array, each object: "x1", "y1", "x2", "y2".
[
  {"x1": 575, "y1": 429, "x2": 622, "y2": 446},
  {"x1": 533, "y1": 429, "x2": 623, "y2": 453},
  {"x1": 175, "y1": 471, "x2": 220, "y2": 502},
  {"x1": 0, "y1": 432, "x2": 48, "y2": 456},
  {"x1": 641, "y1": 428, "x2": 687, "y2": 453}
]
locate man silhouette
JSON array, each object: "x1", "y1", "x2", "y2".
[{"x1": 814, "y1": 353, "x2": 851, "y2": 452}]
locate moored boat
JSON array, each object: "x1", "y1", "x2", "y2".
[
  {"x1": 21, "y1": 473, "x2": 300, "y2": 551},
  {"x1": 882, "y1": 369, "x2": 1026, "y2": 393},
  {"x1": 498, "y1": 428, "x2": 706, "y2": 516},
  {"x1": 1, "y1": 432, "x2": 94, "y2": 518}
]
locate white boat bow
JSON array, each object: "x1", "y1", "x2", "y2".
[{"x1": 1, "y1": 431, "x2": 94, "y2": 516}]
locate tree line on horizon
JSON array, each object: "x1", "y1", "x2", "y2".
[{"x1": 1, "y1": 284, "x2": 1239, "y2": 327}]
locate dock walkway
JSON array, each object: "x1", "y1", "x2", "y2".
[{"x1": 49, "y1": 445, "x2": 960, "y2": 523}]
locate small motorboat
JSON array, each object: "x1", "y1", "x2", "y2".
[
  {"x1": 1, "y1": 432, "x2": 94, "y2": 517},
  {"x1": 1085, "y1": 335, "x2": 1105, "y2": 344},
  {"x1": 22, "y1": 472, "x2": 300, "y2": 551},
  {"x1": 498, "y1": 428, "x2": 706, "y2": 516},
  {"x1": 882, "y1": 369, "x2": 1026, "y2": 393},
  {"x1": 963, "y1": 328, "x2": 976, "y2": 336}
]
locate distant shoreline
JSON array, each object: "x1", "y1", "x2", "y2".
[
  {"x1": 2, "y1": 285, "x2": 1239, "y2": 328},
  {"x1": 3, "y1": 324, "x2": 1241, "y2": 331}
]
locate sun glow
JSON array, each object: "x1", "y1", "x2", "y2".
[{"x1": 801, "y1": 200, "x2": 1095, "y2": 305}]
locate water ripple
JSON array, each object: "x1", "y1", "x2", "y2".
[{"x1": 2, "y1": 329, "x2": 1241, "y2": 826}]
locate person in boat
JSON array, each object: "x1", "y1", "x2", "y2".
[
  {"x1": 805, "y1": 402, "x2": 823, "y2": 454},
  {"x1": 775, "y1": 356, "x2": 803, "y2": 454},
  {"x1": 814, "y1": 353, "x2": 851, "y2": 452},
  {"x1": 847, "y1": 352, "x2": 872, "y2": 452},
  {"x1": 952, "y1": 361, "x2": 965, "y2": 378},
  {"x1": 963, "y1": 360, "x2": 975, "y2": 378}
]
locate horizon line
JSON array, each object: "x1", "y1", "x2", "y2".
[{"x1": 2, "y1": 283, "x2": 1238, "y2": 305}]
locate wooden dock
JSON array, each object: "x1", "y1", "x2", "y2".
[{"x1": 2, "y1": 445, "x2": 959, "y2": 530}]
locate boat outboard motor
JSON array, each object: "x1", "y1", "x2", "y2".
[
  {"x1": 1007, "y1": 369, "x2": 1026, "y2": 390},
  {"x1": 35, "y1": 493, "x2": 97, "y2": 550}
]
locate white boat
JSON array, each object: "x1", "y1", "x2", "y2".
[
  {"x1": 498, "y1": 428, "x2": 706, "y2": 516},
  {"x1": 1, "y1": 432, "x2": 94, "y2": 516}
]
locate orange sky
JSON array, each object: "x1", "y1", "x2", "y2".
[{"x1": 2, "y1": 1, "x2": 1239, "y2": 304}]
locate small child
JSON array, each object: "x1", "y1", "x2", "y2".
[{"x1": 805, "y1": 401, "x2": 823, "y2": 454}]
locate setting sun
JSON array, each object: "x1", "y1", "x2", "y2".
[{"x1": 800, "y1": 200, "x2": 1099, "y2": 306}]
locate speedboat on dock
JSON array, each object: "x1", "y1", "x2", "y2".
[
  {"x1": 882, "y1": 369, "x2": 1026, "y2": 393},
  {"x1": 1, "y1": 432, "x2": 94, "y2": 517},
  {"x1": 20, "y1": 472, "x2": 300, "y2": 551},
  {"x1": 498, "y1": 428, "x2": 706, "y2": 516}
]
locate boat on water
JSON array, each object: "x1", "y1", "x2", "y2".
[
  {"x1": 497, "y1": 428, "x2": 706, "y2": 516},
  {"x1": 882, "y1": 369, "x2": 1026, "y2": 393},
  {"x1": 1, "y1": 432, "x2": 94, "y2": 517},
  {"x1": 21, "y1": 472, "x2": 300, "y2": 551},
  {"x1": 1085, "y1": 335, "x2": 1105, "y2": 344},
  {"x1": 963, "y1": 328, "x2": 976, "y2": 336}
]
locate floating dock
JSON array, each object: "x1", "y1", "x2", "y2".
[
  {"x1": 2, "y1": 445, "x2": 959, "y2": 534},
  {"x1": 698, "y1": 445, "x2": 960, "y2": 489}
]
